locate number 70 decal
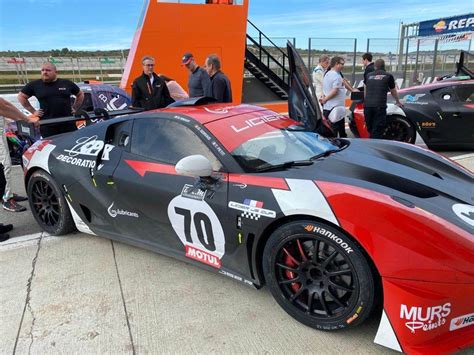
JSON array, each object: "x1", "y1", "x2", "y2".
[{"x1": 168, "y1": 196, "x2": 226, "y2": 268}]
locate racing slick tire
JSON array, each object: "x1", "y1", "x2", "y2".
[
  {"x1": 384, "y1": 115, "x2": 416, "y2": 144},
  {"x1": 263, "y1": 220, "x2": 375, "y2": 331},
  {"x1": 27, "y1": 170, "x2": 76, "y2": 236}
]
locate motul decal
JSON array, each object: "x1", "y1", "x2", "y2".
[
  {"x1": 186, "y1": 245, "x2": 221, "y2": 268},
  {"x1": 400, "y1": 303, "x2": 451, "y2": 333},
  {"x1": 450, "y1": 313, "x2": 474, "y2": 331}
]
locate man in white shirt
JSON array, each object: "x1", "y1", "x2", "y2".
[
  {"x1": 312, "y1": 55, "x2": 329, "y2": 100},
  {"x1": 320, "y1": 56, "x2": 347, "y2": 137}
]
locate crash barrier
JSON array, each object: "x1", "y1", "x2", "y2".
[{"x1": 0, "y1": 56, "x2": 127, "y2": 85}]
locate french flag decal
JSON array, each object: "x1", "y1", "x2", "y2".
[{"x1": 244, "y1": 199, "x2": 264, "y2": 208}]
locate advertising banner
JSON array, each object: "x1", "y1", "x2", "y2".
[{"x1": 418, "y1": 13, "x2": 474, "y2": 37}]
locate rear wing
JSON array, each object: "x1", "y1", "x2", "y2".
[
  {"x1": 16, "y1": 107, "x2": 143, "y2": 138},
  {"x1": 456, "y1": 51, "x2": 474, "y2": 79}
]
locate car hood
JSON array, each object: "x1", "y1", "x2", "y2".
[{"x1": 280, "y1": 139, "x2": 473, "y2": 232}]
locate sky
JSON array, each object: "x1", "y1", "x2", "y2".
[{"x1": 0, "y1": 0, "x2": 473, "y2": 52}]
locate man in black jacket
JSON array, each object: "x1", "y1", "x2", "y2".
[
  {"x1": 132, "y1": 56, "x2": 174, "y2": 110},
  {"x1": 362, "y1": 52, "x2": 375, "y2": 84},
  {"x1": 204, "y1": 54, "x2": 232, "y2": 103}
]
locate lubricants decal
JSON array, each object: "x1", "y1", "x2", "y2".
[
  {"x1": 57, "y1": 135, "x2": 113, "y2": 168},
  {"x1": 400, "y1": 303, "x2": 451, "y2": 333},
  {"x1": 452, "y1": 204, "x2": 474, "y2": 228},
  {"x1": 450, "y1": 313, "x2": 474, "y2": 331},
  {"x1": 107, "y1": 202, "x2": 139, "y2": 218},
  {"x1": 228, "y1": 199, "x2": 276, "y2": 220},
  {"x1": 168, "y1": 194, "x2": 225, "y2": 269}
]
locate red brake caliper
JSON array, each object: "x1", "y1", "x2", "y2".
[{"x1": 283, "y1": 246, "x2": 301, "y2": 292}]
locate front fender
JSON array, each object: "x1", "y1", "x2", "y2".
[{"x1": 386, "y1": 104, "x2": 406, "y2": 117}]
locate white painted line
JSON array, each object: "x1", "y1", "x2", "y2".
[
  {"x1": 451, "y1": 153, "x2": 474, "y2": 161},
  {"x1": 1, "y1": 232, "x2": 44, "y2": 246},
  {"x1": 0, "y1": 232, "x2": 66, "y2": 251}
]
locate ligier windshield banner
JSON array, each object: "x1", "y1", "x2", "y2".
[{"x1": 418, "y1": 13, "x2": 474, "y2": 37}]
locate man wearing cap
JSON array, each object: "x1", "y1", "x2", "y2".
[
  {"x1": 182, "y1": 52, "x2": 212, "y2": 98},
  {"x1": 132, "y1": 56, "x2": 174, "y2": 110}
]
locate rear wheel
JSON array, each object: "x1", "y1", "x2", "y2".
[
  {"x1": 263, "y1": 221, "x2": 375, "y2": 330},
  {"x1": 27, "y1": 170, "x2": 76, "y2": 235},
  {"x1": 384, "y1": 115, "x2": 416, "y2": 143}
]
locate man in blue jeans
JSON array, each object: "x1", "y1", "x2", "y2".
[{"x1": 0, "y1": 97, "x2": 39, "y2": 242}]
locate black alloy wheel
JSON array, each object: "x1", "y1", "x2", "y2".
[
  {"x1": 384, "y1": 115, "x2": 416, "y2": 143},
  {"x1": 263, "y1": 221, "x2": 375, "y2": 330},
  {"x1": 28, "y1": 170, "x2": 76, "y2": 235}
]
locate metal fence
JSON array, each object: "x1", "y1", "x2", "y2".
[{"x1": 1, "y1": 35, "x2": 472, "y2": 90}]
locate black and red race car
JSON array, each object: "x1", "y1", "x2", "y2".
[
  {"x1": 349, "y1": 51, "x2": 474, "y2": 150},
  {"x1": 23, "y1": 43, "x2": 474, "y2": 353}
]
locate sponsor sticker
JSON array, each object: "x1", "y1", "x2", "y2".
[
  {"x1": 107, "y1": 202, "x2": 139, "y2": 218},
  {"x1": 230, "y1": 114, "x2": 287, "y2": 133},
  {"x1": 168, "y1": 195, "x2": 226, "y2": 269},
  {"x1": 228, "y1": 199, "x2": 276, "y2": 220},
  {"x1": 186, "y1": 245, "x2": 221, "y2": 268},
  {"x1": 452, "y1": 204, "x2": 474, "y2": 227},
  {"x1": 173, "y1": 115, "x2": 191, "y2": 123},
  {"x1": 400, "y1": 303, "x2": 451, "y2": 333},
  {"x1": 304, "y1": 225, "x2": 354, "y2": 254},
  {"x1": 219, "y1": 269, "x2": 253, "y2": 286},
  {"x1": 211, "y1": 141, "x2": 226, "y2": 156},
  {"x1": 204, "y1": 106, "x2": 234, "y2": 114},
  {"x1": 58, "y1": 135, "x2": 113, "y2": 168},
  {"x1": 401, "y1": 94, "x2": 428, "y2": 105},
  {"x1": 181, "y1": 184, "x2": 206, "y2": 201},
  {"x1": 450, "y1": 313, "x2": 474, "y2": 331}
]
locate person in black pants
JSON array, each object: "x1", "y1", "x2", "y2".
[
  {"x1": 0, "y1": 97, "x2": 39, "y2": 242},
  {"x1": 0, "y1": 163, "x2": 13, "y2": 242},
  {"x1": 364, "y1": 59, "x2": 402, "y2": 139}
]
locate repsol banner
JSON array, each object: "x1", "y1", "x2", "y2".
[{"x1": 418, "y1": 13, "x2": 474, "y2": 37}]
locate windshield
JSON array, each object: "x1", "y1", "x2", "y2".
[{"x1": 232, "y1": 129, "x2": 341, "y2": 172}]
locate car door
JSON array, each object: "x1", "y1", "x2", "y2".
[
  {"x1": 110, "y1": 115, "x2": 230, "y2": 268},
  {"x1": 432, "y1": 84, "x2": 474, "y2": 145},
  {"x1": 287, "y1": 42, "x2": 321, "y2": 131},
  {"x1": 452, "y1": 84, "x2": 474, "y2": 144}
]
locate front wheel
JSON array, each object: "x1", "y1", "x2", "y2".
[
  {"x1": 263, "y1": 221, "x2": 376, "y2": 331},
  {"x1": 384, "y1": 115, "x2": 416, "y2": 143},
  {"x1": 27, "y1": 170, "x2": 76, "y2": 235}
]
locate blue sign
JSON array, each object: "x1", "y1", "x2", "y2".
[{"x1": 418, "y1": 13, "x2": 474, "y2": 37}]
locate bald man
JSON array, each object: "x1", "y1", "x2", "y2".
[{"x1": 18, "y1": 62, "x2": 84, "y2": 137}]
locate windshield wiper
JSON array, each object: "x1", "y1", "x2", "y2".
[
  {"x1": 310, "y1": 149, "x2": 341, "y2": 161},
  {"x1": 255, "y1": 160, "x2": 314, "y2": 172}
]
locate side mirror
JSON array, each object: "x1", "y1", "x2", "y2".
[{"x1": 175, "y1": 155, "x2": 212, "y2": 178}]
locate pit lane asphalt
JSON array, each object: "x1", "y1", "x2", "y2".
[{"x1": 1, "y1": 151, "x2": 473, "y2": 354}]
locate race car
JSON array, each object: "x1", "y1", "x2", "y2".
[
  {"x1": 349, "y1": 51, "x2": 474, "y2": 150},
  {"x1": 23, "y1": 43, "x2": 474, "y2": 353}
]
